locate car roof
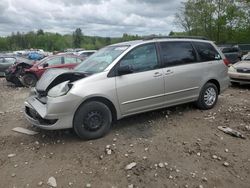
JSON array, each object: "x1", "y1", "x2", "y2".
[{"x1": 110, "y1": 38, "x2": 213, "y2": 48}]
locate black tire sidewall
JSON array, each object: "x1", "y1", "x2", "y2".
[
  {"x1": 73, "y1": 101, "x2": 112, "y2": 140},
  {"x1": 198, "y1": 83, "x2": 218, "y2": 110}
]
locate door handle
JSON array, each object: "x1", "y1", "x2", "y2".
[
  {"x1": 165, "y1": 69, "x2": 174, "y2": 75},
  {"x1": 153, "y1": 72, "x2": 163, "y2": 77}
]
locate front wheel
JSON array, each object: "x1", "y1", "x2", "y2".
[
  {"x1": 196, "y1": 83, "x2": 218, "y2": 110},
  {"x1": 21, "y1": 74, "x2": 37, "y2": 87},
  {"x1": 73, "y1": 101, "x2": 112, "y2": 140}
]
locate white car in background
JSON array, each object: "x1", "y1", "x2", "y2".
[{"x1": 228, "y1": 53, "x2": 250, "y2": 85}]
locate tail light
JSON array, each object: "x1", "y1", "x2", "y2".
[{"x1": 223, "y1": 58, "x2": 230, "y2": 66}]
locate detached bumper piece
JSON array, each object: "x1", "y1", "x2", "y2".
[{"x1": 25, "y1": 106, "x2": 58, "y2": 126}]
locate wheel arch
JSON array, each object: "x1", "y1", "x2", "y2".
[
  {"x1": 205, "y1": 79, "x2": 220, "y2": 94},
  {"x1": 75, "y1": 96, "x2": 118, "y2": 123}
]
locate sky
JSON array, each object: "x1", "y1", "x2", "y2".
[{"x1": 0, "y1": 0, "x2": 184, "y2": 37}]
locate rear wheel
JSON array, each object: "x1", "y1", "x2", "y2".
[
  {"x1": 196, "y1": 83, "x2": 218, "y2": 110},
  {"x1": 21, "y1": 74, "x2": 37, "y2": 87},
  {"x1": 73, "y1": 101, "x2": 112, "y2": 140}
]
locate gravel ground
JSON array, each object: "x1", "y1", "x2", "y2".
[{"x1": 0, "y1": 78, "x2": 250, "y2": 188}]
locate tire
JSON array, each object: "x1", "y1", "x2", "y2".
[
  {"x1": 21, "y1": 74, "x2": 37, "y2": 87},
  {"x1": 196, "y1": 83, "x2": 218, "y2": 110},
  {"x1": 73, "y1": 101, "x2": 112, "y2": 140}
]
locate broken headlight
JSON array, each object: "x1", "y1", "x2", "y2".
[{"x1": 48, "y1": 81, "x2": 72, "y2": 97}]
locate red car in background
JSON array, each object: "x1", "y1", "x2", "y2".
[{"x1": 6, "y1": 54, "x2": 85, "y2": 87}]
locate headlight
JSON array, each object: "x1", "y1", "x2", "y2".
[
  {"x1": 228, "y1": 66, "x2": 236, "y2": 72},
  {"x1": 48, "y1": 81, "x2": 71, "y2": 97}
]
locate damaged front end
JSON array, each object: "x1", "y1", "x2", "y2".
[
  {"x1": 24, "y1": 69, "x2": 88, "y2": 130},
  {"x1": 5, "y1": 61, "x2": 33, "y2": 86},
  {"x1": 34, "y1": 69, "x2": 88, "y2": 98}
]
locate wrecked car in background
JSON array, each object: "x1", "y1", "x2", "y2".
[
  {"x1": 24, "y1": 38, "x2": 229, "y2": 140},
  {"x1": 5, "y1": 54, "x2": 85, "y2": 87}
]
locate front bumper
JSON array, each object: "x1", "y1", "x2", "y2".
[
  {"x1": 228, "y1": 72, "x2": 250, "y2": 84},
  {"x1": 24, "y1": 93, "x2": 83, "y2": 130}
]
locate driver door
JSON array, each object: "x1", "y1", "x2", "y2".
[{"x1": 115, "y1": 43, "x2": 165, "y2": 116}]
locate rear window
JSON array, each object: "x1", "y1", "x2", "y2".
[
  {"x1": 194, "y1": 42, "x2": 221, "y2": 62},
  {"x1": 159, "y1": 42, "x2": 197, "y2": 67}
]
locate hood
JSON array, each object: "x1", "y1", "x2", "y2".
[
  {"x1": 233, "y1": 60, "x2": 250, "y2": 68},
  {"x1": 35, "y1": 69, "x2": 87, "y2": 95}
]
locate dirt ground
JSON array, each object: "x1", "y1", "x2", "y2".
[{"x1": 0, "y1": 78, "x2": 249, "y2": 188}]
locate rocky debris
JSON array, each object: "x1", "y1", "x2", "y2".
[
  {"x1": 106, "y1": 149, "x2": 112, "y2": 155},
  {"x1": 212, "y1": 155, "x2": 218, "y2": 159},
  {"x1": 158, "y1": 163, "x2": 164, "y2": 168},
  {"x1": 37, "y1": 181, "x2": 43, "y2": 186},
  {"x1": 128, "y1": 184, "x2": 134, "y2": 188},
  {"x1": 47, "y1": 177, "x2": 57, "y2": 187},
  {"x1": 245, "y1": 126, "x2": 250, "y2": 131},
  {"x1": 218, "y1": 126, "x2": 245, "y2": 139},
  {"x1": 225, "y1": 148, "x2": 229, "y2": 153},
  {"x1": 69, "y1": 182, "x2": 73, "y2": 186},
  {"x1": 8, "y1": 153, "x2": 16, "y2": 158},
  {"x1": 125, "y1": 162, "x2": 137, "y2": 170},
  {"x1": 191, "y1": 172, "x2": 196, "y2": 178},
  {"x1": 197, "y1": 152, "x2": 201, "y2": 156},
  {"x1": 11, "y1": 173, "x2": 16, "y2": 177},
  {"x1": 202, "y1": 177, "x2": 208, "y2": 182},
  {"x1": 86, "y1": 183, "x2": 91, "y2": 187},
  {"x1": 223, "y1": 162, "x2": 229, "y2": 167},
  {"x1": 12, "y1": 127, "x2": 39, "y2": 135}
]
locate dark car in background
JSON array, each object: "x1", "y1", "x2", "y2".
[
  {"x1": 6, "y1": 54, "x2": 85, "y2": 87},
  {"x1": 0, "y1": 56, "x2": 17, "y2": 76},
  {"x1": 219, "y1": 46, "x2": 242, "y2": 64}
]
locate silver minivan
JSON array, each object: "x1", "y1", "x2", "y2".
[{"x1": 24, "y1": 38, "x2": 229, "y2": 139}]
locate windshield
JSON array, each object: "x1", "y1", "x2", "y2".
[{"x1": 75, "y1": 45, "x2": 129, "y2": 73}]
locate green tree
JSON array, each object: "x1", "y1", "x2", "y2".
[{"x1": 73, "y1": 28, "x2": 82, "y2": 48}]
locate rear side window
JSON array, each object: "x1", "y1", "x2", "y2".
[
  {"x1": 193, "y1": 42, "x2": 221, "y2": 62},
  {"x1": 64, "y1": 57, "x2": 77, "y2": 64},
  {"x1": 45, "y1": 57, "x2": 62, "y2": 66},
  {"x1": 160, "y1": 42, "x2": 197, "y2": 67}
]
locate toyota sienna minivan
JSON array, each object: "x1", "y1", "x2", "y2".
[{"x1": 24, "y1": 38, "x2": 229, "y2": 140}]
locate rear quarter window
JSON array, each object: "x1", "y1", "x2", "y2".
[{"x1": 193, "y1": 42, "x2": 221, "y2": 62}]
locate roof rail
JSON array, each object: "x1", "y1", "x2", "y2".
[{"x1": 143, "y1": 35, "x2": 209, "y2": 41}]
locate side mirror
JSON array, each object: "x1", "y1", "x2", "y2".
[
  {"x1": 117, "y1": 65, "x2": 133, "y2": 76},
  {"x1": 43, "y1": 63, "x2": 49, "y2": 68}
]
